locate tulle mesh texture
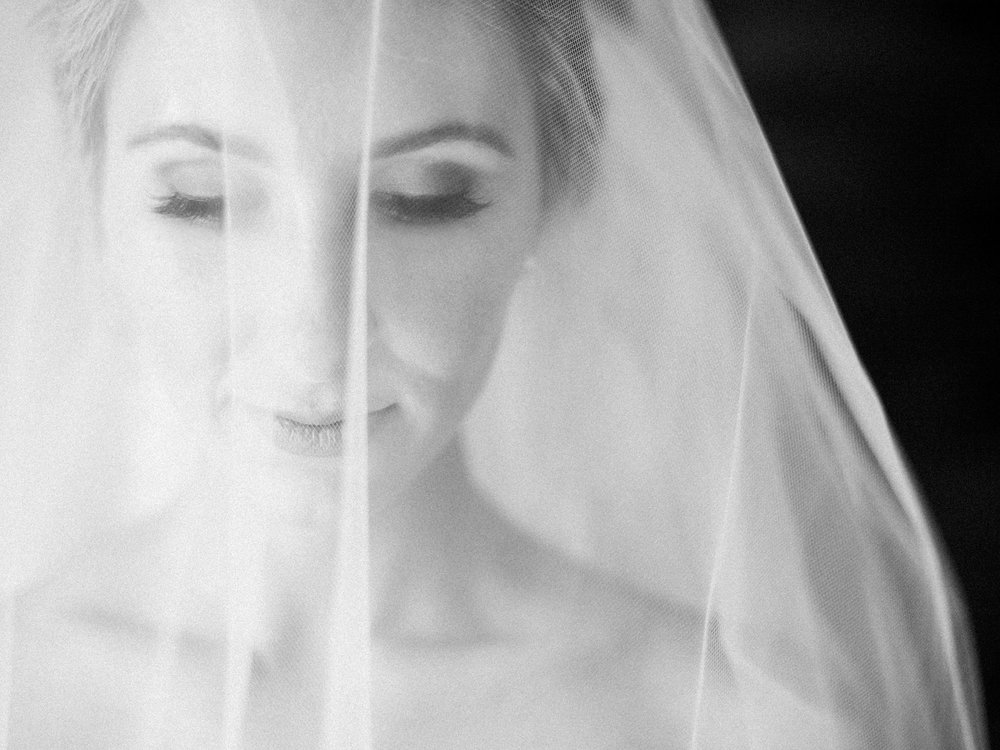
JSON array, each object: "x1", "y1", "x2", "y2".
[{"x1": 0, "y1": 0, "x2": 984, "y2": 747}]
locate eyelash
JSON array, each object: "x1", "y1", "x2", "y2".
[
  {"x1": 153, "y1": 193, "x2": 225, "y2": 225},
  {"x1": 152, "y1": 190, "x2": 491, "y2": 227},
  {"x1": 369, "y1": 191, "x2": 491, "y2": 224}
]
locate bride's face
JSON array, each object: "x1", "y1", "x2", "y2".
[{"x1": 100, "y1": 0, "x2": 543, "y2": 507}]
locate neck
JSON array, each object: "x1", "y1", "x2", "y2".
[
  {"x1": 260, "y1": 437, "x2": 489, "y2": 667},
  {"x1": 370, "y1": 438, "x2": 486, "y2": 638}
]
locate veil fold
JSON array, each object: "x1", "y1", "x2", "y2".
[{"x1": 1, "y1": 0, "x2": 984, "y2": 747}]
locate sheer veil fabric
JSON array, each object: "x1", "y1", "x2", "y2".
[{"x1": 0, "y1": 0, "x2": 985, "y2": 748}]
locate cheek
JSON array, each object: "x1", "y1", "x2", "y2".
[
  {"x1": 371, "y1": 219, "x2": 536, "y2": 386},
  {"x1": 101, "y1": 187, "x2": 229, "y2": 389}
]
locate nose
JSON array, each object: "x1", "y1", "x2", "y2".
[{"x1": 228, "y1": 180, "x2": 372, "y2": 412}]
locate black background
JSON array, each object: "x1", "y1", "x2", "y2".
[{"x1": 710, "y1": 0, "x2": 997, "y2": 742}]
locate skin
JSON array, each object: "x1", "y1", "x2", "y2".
[
  {"x1": 92, "y1": 0, "x2": 548, "y2": 654},
  {"x1": 100, "y1": 0, "x2": 543, "y2": 509},
  {"x1": 11, "y1": 0, "x2": 728, "y2": 746}
]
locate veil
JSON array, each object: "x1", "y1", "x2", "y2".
[{"x1": 0, "y1": 0, "x2": 985, "y2": 747}]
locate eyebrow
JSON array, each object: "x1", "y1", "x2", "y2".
[
  {"x1": 128, "y1": 124, "x2": 270, "y2": 162},
  {"x1": 373, "y1": 122, "x2": 515, "y2": 159},
  {"x1": 127, "y1": 120, "x2": 514, "y2": 162}
]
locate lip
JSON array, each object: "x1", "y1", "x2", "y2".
[{"x1": 247, "y1": 405, "x2": 397, "y2": 458}]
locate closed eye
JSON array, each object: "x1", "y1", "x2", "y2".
[
  {"x1": 152, "y1": 189, "x2": 490, "y2": 228},
  {"x1": 371, "y1": 191, "x2": 491, "y2": 224},
  {"x1": 153, "y1": 192, "x2": 225, "y2": 226}
]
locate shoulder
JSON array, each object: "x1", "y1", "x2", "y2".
[
  {"x1": 467, "y1": 503, "x2": 722, "y2": 746},
  {"x1": 383, "y1": 499, "x2": 860, "y2": 748},
  {"x1": 469, "y1": 496, "x2": 699, "y2": 642}
]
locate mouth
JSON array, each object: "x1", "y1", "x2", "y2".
[{"x1": 270, "y1": 405, "x2": 397, "y2": 457}]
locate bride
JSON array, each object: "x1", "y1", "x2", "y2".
[{"x1": 0, "y1": 0, "x2": 984, "y2": 747}]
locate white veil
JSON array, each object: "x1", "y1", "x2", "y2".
[{"x1": 0, "y1": 0, "x2": 985, "y2": 747}]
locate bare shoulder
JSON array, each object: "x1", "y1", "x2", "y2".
[
  {"x1": 378, "y1": 501, "x2": 852, "y2": 748},
  {"x1": 473, "y1": 514, "x2": 862, "y2": 749},
  {"x1": 480, "y1": 508, "x2": 722, "y2": 744},
  {"x1": 469, "y1": 500, "x2": 692, "y2": 642},
  {"x1": 379, "y1": 500, "x2": 733, "y2": 748}
]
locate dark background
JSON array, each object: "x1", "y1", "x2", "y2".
[{"x1": 710, "y1": 0, "x2": 997, "y2": 743}]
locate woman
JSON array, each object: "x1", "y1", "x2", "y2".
[{"x1": 0, "y1": 0, "x2": 984, "y2": 747}]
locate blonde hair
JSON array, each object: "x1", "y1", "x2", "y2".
[
  {"x1": 42, "y1": 0, "x2": 630, "y2": 199},
  {"x1": 41, "y1": 0, "x2": 134, "y2": 157}
]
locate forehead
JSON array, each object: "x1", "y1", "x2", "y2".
[{"x1": 107, "y1": 0, "x2": 531, "y2": 162}]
